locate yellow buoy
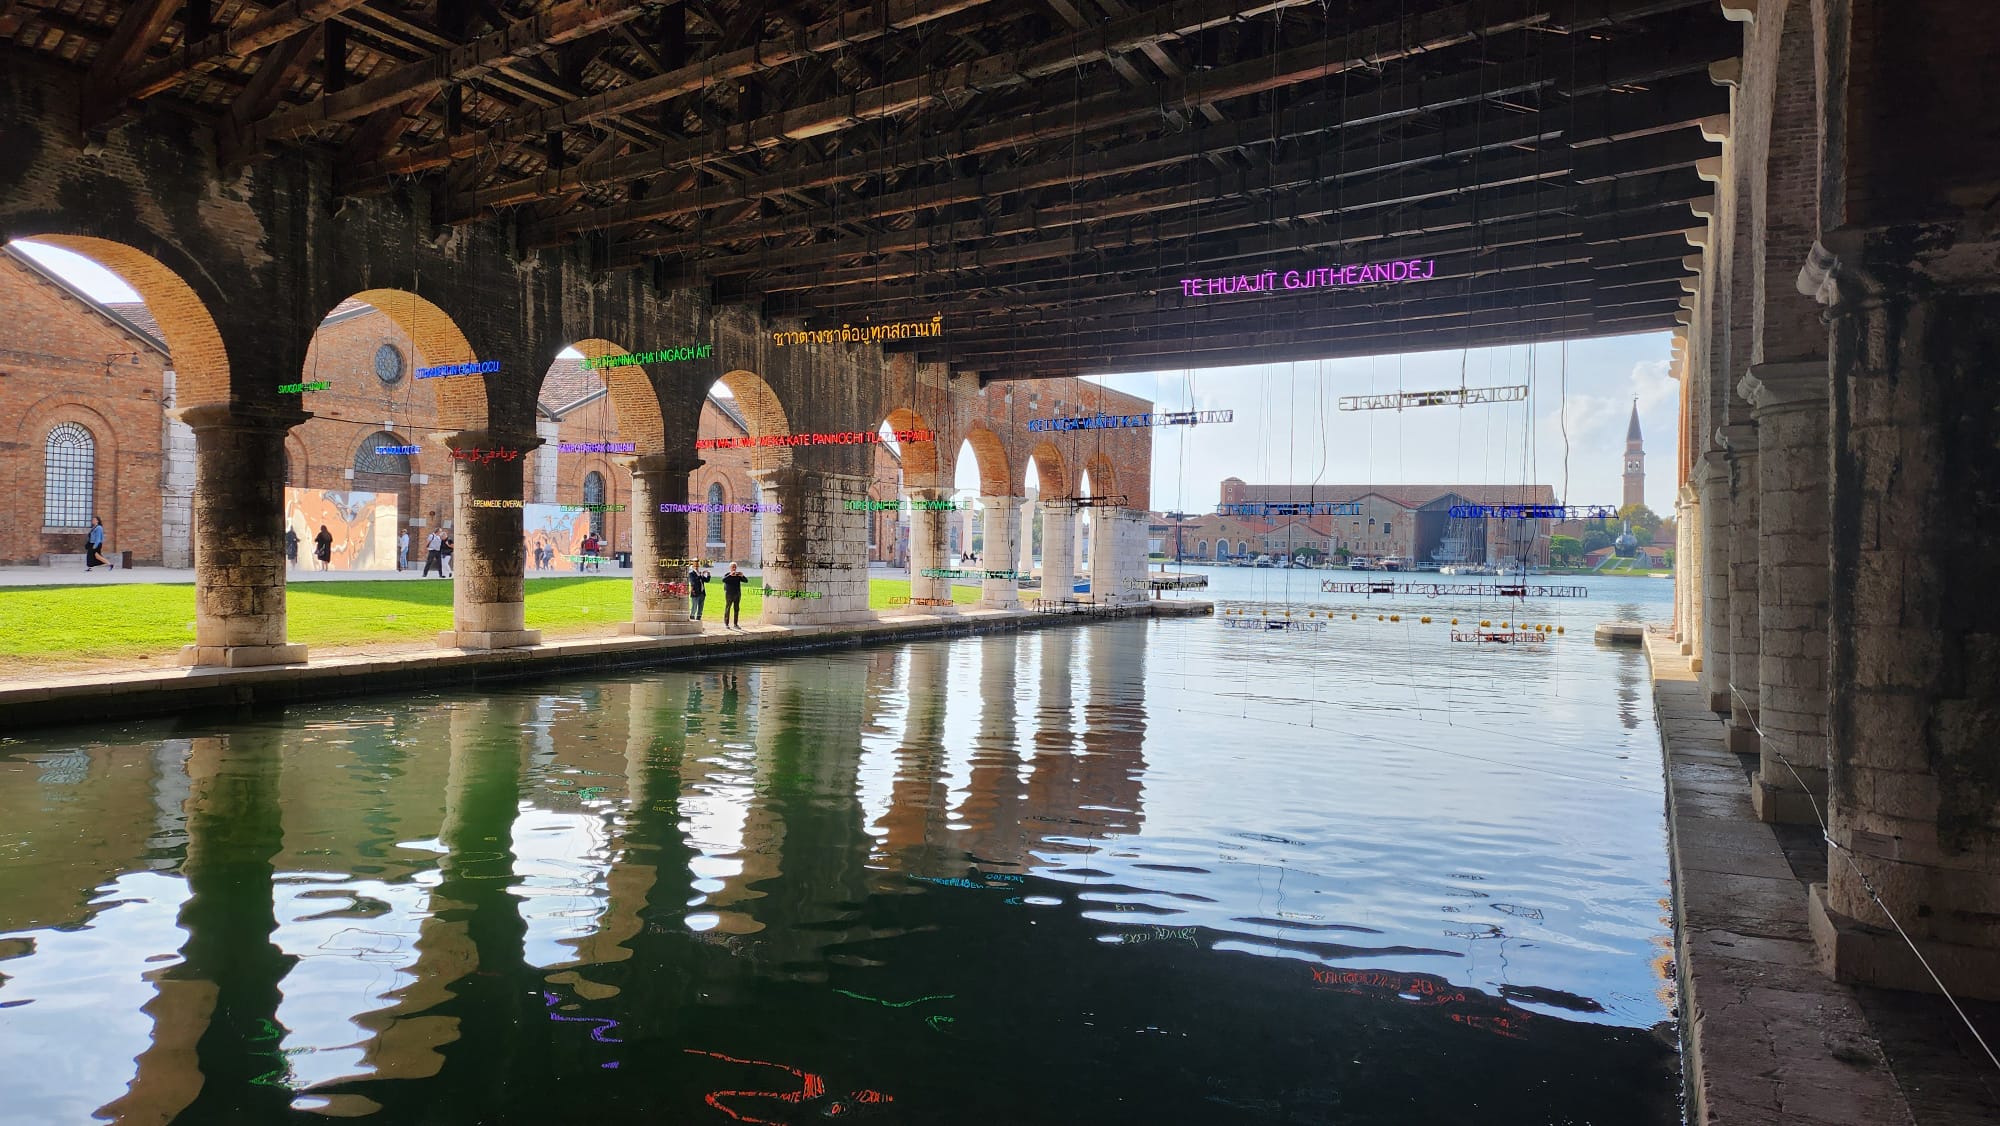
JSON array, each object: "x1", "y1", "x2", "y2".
[
  {"x1": 1390, "y1": 614, "x2": 1400, "y2": 622},
  {"x1": 1451, "y1": 618, "x2": 1459, "y2": 625},
  {"x1": 1350, "y1": 614, "x2": 1358, "y2": 620},
  {"x1": 1501, "y1": 621, "x2": 1509, "y2": 628},
  {"x1": 1376, "y1": 614, "x2": 1384, "y2": 621},
  {"x1": 1481, "y1": 620, "x2": 1491, "y2": 627},
  {"x1": 1421, "y1": 616, "x2": 1431, "y2": 624},
  {"x1": 1556, "y1": 626, "x2": 1565, "y2": 634}
]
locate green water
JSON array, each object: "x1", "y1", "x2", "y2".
[{"x1": 0, "y1": 605, "x2": 1678, "y2": 1124}]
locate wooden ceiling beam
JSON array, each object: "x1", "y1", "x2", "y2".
[
  {"x1": 339, "y1": 0, "x2": 1000, "y2": 190},
  {"x1": 453, "y1": 0, "x2": 1476, "y2": 215},
  {"x1": 93, "y1": 0, "x2": 380, "y2": 123},
  {"x1": 226, "y1": 0, "x2": 644, "y2": 156}
]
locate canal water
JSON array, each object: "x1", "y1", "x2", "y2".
[{"x1": 0, "y1": 576, "x2": 1679, "y2": 1124}]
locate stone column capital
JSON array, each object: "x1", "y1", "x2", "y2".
[
  {"x1": 1715, "y1": 422, "x2": 1759, "y2": 457},
  {"x1": 908, "y1": 486, "x2": 954, "y2": 503},
  {"x1": 621, "y1": 452, "x2": 703, "y2": 478},
  {"x1": 171, "y1": 403, "x2": 306, "y2": 434},
  {"x1": 1738, "y1": 361, "x2": 1830, "y2": 417},
  {"x1": 431, "y1": 429, "x2": 544, "y2": 454}
]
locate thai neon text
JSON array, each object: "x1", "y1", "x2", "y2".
[
  {"x1": 771, "y1": 315, "x2": 942, "y2": 346},
  {"x1": 1179, "y1": 259, "x2": 1435, "y2": 297},
  {"x1": 416, "y1": 360, "x2": 501, "y2": 378},
  {"x1": 696, "y1": 428, "x2": 933, "y2": 450}
]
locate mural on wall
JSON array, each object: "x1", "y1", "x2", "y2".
[
  {"x1": 284, "y1": 489, "x2": 399, "y2": 571},
  {"x1": 525, "y1": 504, "x2": 595, "y2": 572}
]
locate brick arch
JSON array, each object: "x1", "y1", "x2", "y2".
[
  {"x1": 713, "y1": 369, "x2": 793, "y2": 471},
  {"x1": 882, "y1": 406, "x2": 943, "y2": 490},
  {"x1": 1081, "y1": 452, "x2": 1118, "y2": 501},
  {"x1": 1754, "y1": 4, "x2": 1827, "y2": 365},
  {"x1": 284, "y1": 432, "x2": 309, "y2": 487},
  {"x1": 960, "y1": 426, "x2": 1013, "y2": 497},
  {"x1": 558, "y1": 338, "x2": 667, "y2": 454},
  {"x1": 10, "y1": 400, "x2": 123, "y2": 561},
  {"x1": 346, "y1": 288, "x2": 486, "y2": 433},
  {"x1": 1027, "y1": 441, "x2": 1071, "y2": 500},
  {"x1": 19, "y1": 235, "x2": 231, "y2": 408}
]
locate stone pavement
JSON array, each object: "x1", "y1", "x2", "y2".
[{"x1": 1647, "y1": 629, "x2": 2000, "y2": 1126}]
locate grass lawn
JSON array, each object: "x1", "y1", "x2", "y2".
[{"x1": 0, "y1": 575, "x2": 978, "y2": 669}]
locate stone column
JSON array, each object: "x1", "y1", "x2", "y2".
[
  {"x1": 1017, "y1": 486, "x2": 1038, "y2": 578},
  {"x1": 621, "y1": 454, "x2": 702, "y2": 637},
  {"x1": 1091, "y1": 508, "x2": 1148, "y2": 606},
  {"x1": 906, "y1": 487, "x2": 955, "y2": 610},
  {"x1": 174, "y1": 405, "x2": 307, "y2": 668},
  {"x1": 1739, "y1": 363, "x2": 1832, "y2": 824},
  {"x1": 1040, "y1": 504, "x2": 1077, "y2": 600},
  {"x1": 435, "y1": 431, "x2": 541, "y2": 650},
  {"x1": 1698, "y1": 452, "x2": 1733, "y2": 712},
  {"x1": 1806, "y1": 235, "x2": 2000, "y2": 999},
  {"x1": 751, "y1": 467, "x2": 873, "y2": 627},
  {"x1": 1676, "y1": 482, "x2": 1702, "y2": 659},
  {"x1": 1720, "y1": 422, "x2": 1761, "y2": 754},
  {"x1": 979, "y1": 495, "x2": 1024, "y2": 609}
]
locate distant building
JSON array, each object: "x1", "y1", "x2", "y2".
[
  {"x1": 1154, "y1": 480, "x2": 1561, "y2": 565},
  {"x1": 1624, "y1": 399, "x2": 1646, "y2": 511}
]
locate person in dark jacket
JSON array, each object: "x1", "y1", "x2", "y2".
[
  {"x1": 423, "y1": 530, "x2": 444, "y2": 577},
  {"x1": 441, "y1": 533, "x2": 454, "y2": 578},
  {"x1": 313, "y1": 525, "x2": 333, "y2": 571},
  {"x1": 688, "y1": 563, "x2": 711, "y2": 620},
  {"x1": 721, "y1": 563, "x2": 747, "y2": 629},
  {"x1": 284, "y1": 527, "x2": 299, "y2": 569}
]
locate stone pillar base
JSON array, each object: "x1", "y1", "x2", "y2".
[
  {"x1": 620, "y1": 620, "x2": 703, "y2": 638},
  {"x1": 436, "y1": 629, "x2": 542, "y2": 650},
  {"x1": 177, "y1": 643, "x2": 308, "y2": 668},
  {"x1": 1726, "y1": 723, "x2": 1761, "y2": 756},
  {"x1": 1706, "y1": 689, "x2": 1730, "y2": 714},
  {"x1": 1753, "y1": 777, "x2": 1824, "y2": 825},
  {"x1": 1689, "y1": 654, "x2": 1704, "y2": 672},
  {"x1": 1809, "y1": 883, "x2": 2000, "y2": 1002}
]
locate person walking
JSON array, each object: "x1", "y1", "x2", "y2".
[
  {"x1": 85, "y1": 515, "x2": 111, "y2": 571},
  {"x1": 688, "y1": 562, "x2": 710, "y2": 621},
  {"x1": 398, "y1": 530, "x2": 410, "y2": 572},
  {"x1": 313, "y1": 525, "x2": 333, "y2": 571},
  {"x1": 423, "y1": 529, "x2": 445, "y2": 577},
  {"x1": 721, "y1": 562, "x2": 747, "y2": 629},
  {"x1": 284, "y1": 527, "x2": 299, "y2": 570},
  {"x1": 440, "y1": 533, "x2": 454, "y2": 578}
]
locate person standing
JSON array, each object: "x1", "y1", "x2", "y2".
[
  {"x1": 284, "y1": 527, "x2": 299, "y2": 570},
  {"x1": 313, "y1": 525, "x2": 333, "y2": 571},
  {"x1": 440, "y1": 533, "x2": 454, "y2": 578},
  {"x1": 398, "y1": 530, "x2": 410, "y2": 572},
  {"x1": 85, "y1": 515, "x2": 110, "y2": 571},
  {"x1": 721, "y1": 562, "x2": 747, "y2": 629},
  {"x1": 423, "y1": 529, "x2": 444, "y2": 577},
  {"x1": 688, "y1": 562, "x2": 710, "y2": 620}
]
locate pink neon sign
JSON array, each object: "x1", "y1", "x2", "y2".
[{"x1": 1179, "y1": 259, "x2": 1436, "y2": 297}]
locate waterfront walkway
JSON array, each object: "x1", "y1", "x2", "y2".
[
  {"x1": 0, "y1": 599, "x2": 1208, "y2": 731},
  {"x1": 1646, "y1": 630, "x2": 1999, "y2": 1125}
]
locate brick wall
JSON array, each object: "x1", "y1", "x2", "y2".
[{"x1": 0, "y1": 253, "x2": 169, "y2": 565}]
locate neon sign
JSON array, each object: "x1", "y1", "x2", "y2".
[
  {"x1": 763, "y1": 588, "x2": 823, "y2": 599},
  {"x1": 1214, "y1": 502, "x2": 1363, "y2": 517},
  {"x1": 1339, "y1": 385, "x2": 1527, "y2": 411},
  {"x1": 1027, "y1": 410, "x2": 1232, "y2": 432},
  {"x1": 374, "y1": 444, "x2": 421, "y2": 455},
  {"x1": 1447, "y1": 504, "x2": 1616, "y2": 520},
  {"x1": 696, "y1": 428, "x2": 933, "y2": 450},
  {"x1": 921, "y1": 568, "x2": 1022, "y2": 580},
  {"x1": 888, "y1": 595, "x2": 957, "y2": 607},
  {"x1": 558, "y1": 441, "x2": 635, "y2": 454},
  {"x1": 1221, "y1": 617, "x2": 1327, "y2": 632},
  {"x1": 450, "y1": 448, "x2": 521, "y2": 463},
  {"x1": 416, "y1": 360, "x2": 500, "y2": 378},
  {"x1": 277, "y1": 380, "x2": 330, "y2": 393},
  {"x1": 1452, "y1": 629, "x2": 1548, "y2": 644},
  {"x1": 660, "y1": 502, "x2": 782, "y2": 514},
  {"x1": 558, "y1": 503, "x2": 626, "y2": 513},
  {"x1": 685, "y1": 1050, "x2": 892, "y2": 1121},
  {"x1": 1320, "y1": 580, "x2": 1588, "y2": 598},
  {"x1": 1180, "y1": 260, "x2": 1435, "y2": 297},
  {"x1": 649, "y1": 580, "x2": 690, "y2": 597},
  {"x1": 469, "y1": 499, "x2": 523, "y2": 508},
  {"x1": 542, "y1": 992, "x2": 620, "y2": 1070},
  {"x1": 771, "y1": 315, "x2": 941, "y2": 346},
  {"x1": 581, "y1": 345, "x2": 711, "y2": 369}
]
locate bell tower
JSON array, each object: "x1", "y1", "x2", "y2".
[{"x1": 1623, "y1": 399, "x2": 1645, "y2": 510}]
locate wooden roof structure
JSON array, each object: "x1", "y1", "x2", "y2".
[{"x1": 2, "y1": 0, "x2": 1732, "y2": 381}]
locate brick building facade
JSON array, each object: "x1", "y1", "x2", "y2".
[{"x1": 1153, "y1": 478, "x2": 1560, "y2": 565}]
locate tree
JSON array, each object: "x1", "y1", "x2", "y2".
[
  {"x1": 1618, "y1": 503, "x2": 1663, "y2": 542},
  {"x1": 1582, "y1": 526, "x2": 1615, "y2": 554},
  {"x1": 1548, "y1": 534, "x2": 1583, "y2": 566}
]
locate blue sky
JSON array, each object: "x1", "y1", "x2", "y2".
[{"x1": 17, "y1": 241, "x2": 1678, "y2": 516}]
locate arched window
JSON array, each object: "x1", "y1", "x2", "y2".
[
  {"x1": 706, "y1": 483, "x2": 725, "y2": 546},
  {"x1": 43, "y1": 422, "x2": 94, "y2": 529},
  {"x1": 1196, "y1": 539, "x2": 1207, "y2": 556},
  {"x1": 1236, "y1": 540, "x2": 1248, "y2": 556},
  {"x1": 868, "y1": 507, "x2": 878, "y2": 548},
  {"x1": 583, "y1": 472, "x2": 607, "y2": 538},
  {"x1": 353, "y1": 431, "x2": 411, "y2": 475}
]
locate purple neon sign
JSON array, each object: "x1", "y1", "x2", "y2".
[{"x1": 1180, "y1": 259, "x2": 1436, "y2": 297}]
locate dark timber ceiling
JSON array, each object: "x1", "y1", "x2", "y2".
[{"x1": 3, "y1": 0, "x2": 1732, "y2": 381}]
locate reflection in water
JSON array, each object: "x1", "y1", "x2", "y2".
[{"x1": 0, "y1": 585, "x2": 1678, "y2": 1124}]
